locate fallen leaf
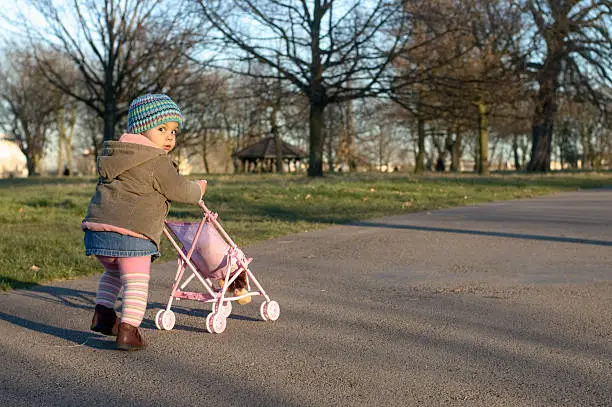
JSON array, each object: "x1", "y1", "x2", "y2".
[
  {"x1": 305, "y1": 194, "x2": 312, "y2": 200},
  {"x1": 30, "y1": 265, "x2": 40, "y2": 273}
]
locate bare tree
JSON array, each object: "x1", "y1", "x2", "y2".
[
  {"x1": 242, "y1": 63, "x2": 298, "y2": 173},
  {"x1": 174, "y1": 70, "x2": 231, "y2": 174},
  {"x1": 195, "y1": 0, "x2": 408, "y2": 176},
  {"x1": 0, "y1": 49, "x2": 59, "y2": 175},
  {"x1": 392, "y1": 0, "x2": 524, "y2": 175},
  {"x1": 520, "y1": 0, "x2": 612, "y2": 171},
  {"x1": 492, "y1": 99, "x2": 532, "y2": 170},
  {"x1": 357, "y1": 100, "x2": 405, "y2": 171},
  {"x1": 325, "y1": 99, "x2": 358, "y2": 172},
  {"x1": 55, "y1": 101, "x2": 78, "y2": 175},
  {"x1": 390, "y1": 0, "x2": 474, "y2": 173},
  {"x1": 223, "y1": 76, "x2": 269, "y2": 154},
  {"x1": 557, "y1": 96, "x2": 609, "y2": 169},
  {"x1": 24, "y1": 0, "x2": 201, "y2": 141}
]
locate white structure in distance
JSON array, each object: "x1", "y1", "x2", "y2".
[{"x1": 0, "y1": 134, "x2": 28, "y2": 178}]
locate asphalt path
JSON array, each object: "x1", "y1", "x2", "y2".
[{"x1": 1, "y1": 189, "x2": 611, "y2": 406}]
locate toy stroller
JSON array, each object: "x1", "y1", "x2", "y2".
[{"x1": 155, "y1": 200, "x2": 280, "y2": 334}]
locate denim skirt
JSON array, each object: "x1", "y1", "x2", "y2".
[{"x1": 84, "y1": 230, "x2": 160, "y2": 261}]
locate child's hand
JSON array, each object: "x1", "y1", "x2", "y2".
[{"x1": 197, "y1": 180, "x2": 207, "y2": 196}]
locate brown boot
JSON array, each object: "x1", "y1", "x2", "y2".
[
  {"x1": 116, "y1": 322, "x2": 146, "y2": 351},
  {"x1": 90, "y1": 304, "x2": 119, "y2": 336}
]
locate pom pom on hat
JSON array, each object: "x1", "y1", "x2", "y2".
[{"x1": 127, "y1": 94, "x2": 184, "y2": 134}]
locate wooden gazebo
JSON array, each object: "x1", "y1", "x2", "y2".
[{"x1": 232, "y1": 136, "x2": 307, "y2": 173}]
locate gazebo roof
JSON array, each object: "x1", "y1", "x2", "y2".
[{"x1": 233, "y1": 136, "x2": 307, "y2": 160}]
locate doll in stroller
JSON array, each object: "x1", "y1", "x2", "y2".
[{"x1": 155, "y1": 201, "x2": 280, "y2": 334}]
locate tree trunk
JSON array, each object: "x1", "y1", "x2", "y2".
[
  {"x1": 91, "y1": 134, "x2": 101, "y2": 166},
  {"x1": 378, "y1": 130, "x2": 385, "y2": 171},
  {"x1": 527, "y1": 42, "x2": 562, "y2": 172},
  {"x1": 308, "y1": 102, "x2": 325, "y2": 177},
  {"x1": 325, "y1": 113, "x2": 334, "y2": 172},
  {"x1": 65, "y1": 106, "x2": 76, "y2": 173},
  {"x1": 273, "y1": 53, "x2": 285, "y2": 174},
  {"x1": 433, "y1": 128, "x2": 453, "y2": 172},
  {"x1": 26, "y1": 155, "x2": 38, "y2": 177},
  {"x1": 414, "y1": 117, "x2": 426, "y2": 174},
  {"x1": 346, "y1": 100, "x2": 356, "y2": 171},
  {"x1": 26, "y1": 142, "x2": 42, "y2": 176},
  {"x1": 512, "y1": 134, "x2": 521, "y2": 170},
  {"x1": 579, "y1": 124, "x2": 591, "y2": 169},
  {"x1": 202, "y1": 129, "x2": 210, "y2": 174},
  {"x1": 271, "y1": 105, "x2": 283, "y2": 174},
  {"x1": 56, "y1": 107, "x2": 65, "y2": 176},
  {"x1": 56, "y1": 105, "x2": 76, "y2": 175},
  {"x1": 450, "y1": 129, "x2": 462, "y2": 172},
  {"x1": 307, "y1": 1, "x2": 325, "y2": 177},
  {"x1": 474, "y1": 132, "x2": 481, "y2": 173},
  {"x1": 274, "y1": 134, "x2": 283, "y2": 173},
  {"x1": 103, "y1": 99, "x2": 118, "y2": 141},
  {"x1": 491, "y1": 136, "x2": 501, "y2": 171},
  {"x1": 527, "y1": 106, "x2": 554, "y2": 172},
  {"x1": 24, "y1": 125, "x2": 45, "y2": 176},
  {"x1": 477, "y1": 102, "x2": 489, "y2": 175}
]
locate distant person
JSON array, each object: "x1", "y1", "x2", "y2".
[{"x1": 82, "y1": 94, "x2": 208, "y2": 351}]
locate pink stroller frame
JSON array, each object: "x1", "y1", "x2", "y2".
[{"x1": 155, "y1": 200, "x2": 280, "y2": 334}]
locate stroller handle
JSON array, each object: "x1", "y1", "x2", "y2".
[
  {"x1": 198, "y1": 200, "x2": 209, "y2": 212},
  {"x1": 197, "y1": 200, "x2": 238, "y2": 249}
]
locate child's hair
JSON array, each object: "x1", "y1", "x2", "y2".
[{"x1": 127, "y1": 94, "x2": 184, "y2": 134}]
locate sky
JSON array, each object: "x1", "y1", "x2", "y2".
[{"x1": 0, "y1": 1, "x2": 47, "y2": 42}]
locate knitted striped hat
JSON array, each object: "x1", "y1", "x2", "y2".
[{"x1": 127, "y1": 94, "x2": 184, "y2": 134}]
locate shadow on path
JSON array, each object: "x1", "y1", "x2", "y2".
[
  {"x1": 0, "y1": 311, "x2": 114, "y2": 350},
  {"x1": 7, "y1": 284, "x2": 259, "y2": 336},
  {"x1": 12, "y1": 284, "x2": 97, "y2": 310},
  {"x1": 351, "y1": 221, "x2": 612, "y2": 247}
]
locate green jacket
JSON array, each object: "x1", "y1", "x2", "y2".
[{"x1": 83, "y1": 141, "x2": 201, "y2": 248}]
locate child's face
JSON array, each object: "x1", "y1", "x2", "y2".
[{"x1": 141, "y1": 121, "x2": 178, "y2": 153}]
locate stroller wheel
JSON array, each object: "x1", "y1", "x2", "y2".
[
  {"x1": 155, "y1": 310, "x2": 176, "y2": 331},
  {"x1": 212, "y1": 301, "x2": 232, "y2": 317},
  {"x1": 260, "y1": 300, "x2": 280, "y2": 321},
  {"x1": 206, "y1": 312, "x2": 227, "y2": 334}
]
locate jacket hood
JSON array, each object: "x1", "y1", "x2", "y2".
[{"x1": 97, "y1": 140, "x2": 165, "y2": 180}]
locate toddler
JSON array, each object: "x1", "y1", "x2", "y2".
[{"x1": 82, "y1": 94, "x2": 207, "y2": 351}]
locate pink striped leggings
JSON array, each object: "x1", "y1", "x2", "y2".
[{"x1": 95, "y1": 255, "x2": 151, "y2": 327}]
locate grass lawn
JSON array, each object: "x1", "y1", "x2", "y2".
[{"x1": 0, "y1": 171, "x2": 610, "y2": 290}]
